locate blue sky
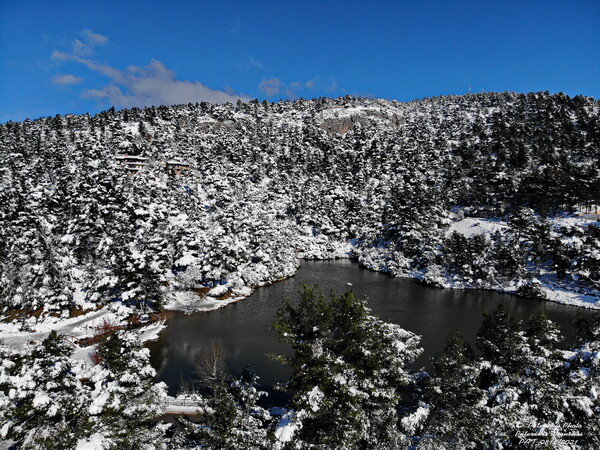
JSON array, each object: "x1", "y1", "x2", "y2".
[{"x1": 1, "y1": 0, "x2": 599, "y2": 123}]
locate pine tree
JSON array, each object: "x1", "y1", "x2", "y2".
[
  {"x1": 182, "y1": 367, "x2": 271, "y2": 449},
  {"x1": 421, "y1": 330, "x2": 487, "y2": 448},
  {"x1": 559, "y1": 314, "x2": 600, "y2": 448},
  {"x1": 475, "y1": 306, "x2": 529, "y2": 446},
  {"x1": 91, "y1": 330, "x2": 167, "y2": 448},
  {"x1": 272, "y1": 285, "x2": 422, "y2": 448},
  {"x1": 0, "y1": 332, "x2": 91, "y2": 449},
  {"x1": 477, "y1": 305, "x2": 525, "y2": 371},
  {"x1": 519, "y1": 313, "x2": 565, "y2": 425}
]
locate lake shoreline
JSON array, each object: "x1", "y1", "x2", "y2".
[
  {"x1": 160, "y1": 253, "x2": 600, "y2": 318},
  {"x1": 148, "y1": 259, "x2": 595, "y2": 397}
]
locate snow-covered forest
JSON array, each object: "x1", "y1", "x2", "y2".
[
  {"x1": 1, "y1": 91, "x2": 600, "y2": 448},
  {"x1": 1, "y1": 92, "x2": 599, "y2": 316}
]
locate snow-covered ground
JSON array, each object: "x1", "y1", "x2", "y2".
[
  {"x1": 0, "y1": 302, "x2": 166, "y2": 352},
  {"x1": 162, "y1": 286, "x2": 253, "y2": 313},
  {"x1": 446, "y1": 214, "x2": 597, "y2": 238},
  {"x1": 0, "y1": 307, "x2": 113, "y2": 348},
  {"x1": 445, "y1": 216, "x2": 508, "y2": 237},
  {"x1": 540, "y1": 284, "x2": 600, "y2": 309},
  {"x1": 441, "y1": 215, "x2": 600, "y2": 309}
]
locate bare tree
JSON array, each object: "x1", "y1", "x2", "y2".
[
  {"x1": 194, "y1": 339, "x2": 226, "y2": 386},
  {"x1": 178, "y1": 372, "x2": 196, "y2": 396}
]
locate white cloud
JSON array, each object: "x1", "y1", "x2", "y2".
[
  {"x1": 259, "y1": 78, "x2": 283, "y2": 96},
  {"x1": 71, "y1": 39, "x2": 89, "y2": 56},
  {"x1": 52, "y1": 74, "x2": 82, "y2": 85},
  {"x1": 248, "y1": 56, "x2": 263, "y2": 69},
  {"x1": 81, "y1": 29, "x2": 108, "y2": 45},
  {"x1": 71, "y1": 29, "x2": 108, "y2": 56},
  {"x1": 260, "y1": 76, "x2": 338, "y2": 99},
  {"x1": 231, "y1": 56, "x2": 264, "y2": 71},
  {"x1": 326, "y1": 76, "x2": 339, "y2": 92},
  {"x1": 53, "y1": 51, "x2": 249, "y2": 107},
  {"x1": 52, "y1": 51, "x2": 123, "y2": 80}
]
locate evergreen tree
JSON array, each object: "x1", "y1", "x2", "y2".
[
  {"x1": 475, "y1": 306, "x2": 528, "y2": 446},
  {"x1": 272, "y1": 286, "x2": 422, "y2": 448},
  {"x1": 0, "y1": 332, "x2": 91, "y2": 449},
  {"x1": 176, "y1": 366, "x2": 271, "y2": 449},
  {"x1": 421, "y1": 330, "x2": 487, "y2": 448},
  {"x1": 559, "y1": 314, "x2": 600, "y2": 448},
  {"x1": 91, "y1": 330, "x2": 167, "y2": 449},
  {"x1": 519, "y1": 312, "x2": 565, "y2": 424}
]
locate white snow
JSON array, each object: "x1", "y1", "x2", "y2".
[
  {"x1": 32, "y1": 393, "x2": 50, "y2": 408},
  {"x1": 446, "y1": 217, "x2": 508, "y2": 238},
  {"x1": 0, "y1": 308, "x2": 117, "y2": 349},
  {"x1": 163, "y1": 404, "x2": 202, "y2": 414},
  {"x1": 122, "y1": 123, "x2": 140, "y2": 136},
  {"x1": 175, "y1": 252, "x2": 197, "y2": 267},
  {"x1": 75, "y1": 433, "x2": 113, "y2": 450},
  {"x1": 159, "y1": 395, "x2": 205, "y2": 415},
  {"x1": 540, "y1": 285, "x2": 600, "y2": 309},
  {"x1": 88, "y1": 390, "x2": 110, "y2": 415},
  {"x1": 400, "y1": 403, "x2": 430, "y2": 435},
  {"x1": 162, "y1": 289, "x2": 246, "y2": 313},
  {"x1": 208, "y1": 285, "x2": 228, "y2": 297},
  {"x1": 71, "y1": 345, "x2": 96, "y2": 366},
  {"x1": 138, "y1": 322, "x2": 166, "y2": 342},
  {"x1": 306, "y1": 386, "x2": 324, "y2": 412},
  {"x1": 274, "y1": 410, "x2": 301, "y2": 443}
]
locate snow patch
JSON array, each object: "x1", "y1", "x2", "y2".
[
  {"x1": 306, "y1": 386, "x2": 324, "y2": 412},
  {"x1": 274, "y1": 410, "x2": 301, "y2": 443},
  {"x1": 138, "y1": 322, "x2": 166, "y2": 342},
  {"x1": 446, "y1": 217, "x2": 508, "y2": 238},
  {"x1": 75, "y1": 433, "x2": 113, "y2": 450}
]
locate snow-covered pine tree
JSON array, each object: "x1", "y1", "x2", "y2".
[
  {"x1": 272, "y1": 285, "x2": 422, "y2": 448},
  {"x1": 420, "y1": 330, "x2": 487, "y2": 448},
  {"x1": 559, "y1": 313, "x2": 600, "y2": 448},
  {"x1": 185, "y1": 367, "x2": 272, "y2": 450},
  {"x1": 0, "y1": 331, "x2": 91, "y2": 449},
  {"x1": 89, "y1": 330, "x2": 167, "y2": 449}
]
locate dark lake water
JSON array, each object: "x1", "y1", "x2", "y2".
[{"x1": 148, "y1": 259, "x2": 592, "y2": 402}]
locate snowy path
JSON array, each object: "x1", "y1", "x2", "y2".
[{"x1": 0, "y1": 308, "x2": 111, "y2": 348}]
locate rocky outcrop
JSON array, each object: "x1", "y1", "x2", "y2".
[{"x1": 318, "y1": 108, "x2": 404, "y2": 134}]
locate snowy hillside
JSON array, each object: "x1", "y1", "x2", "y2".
[{"x1": 1, "y1": 91, "x2": 599, "y2": 321}]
